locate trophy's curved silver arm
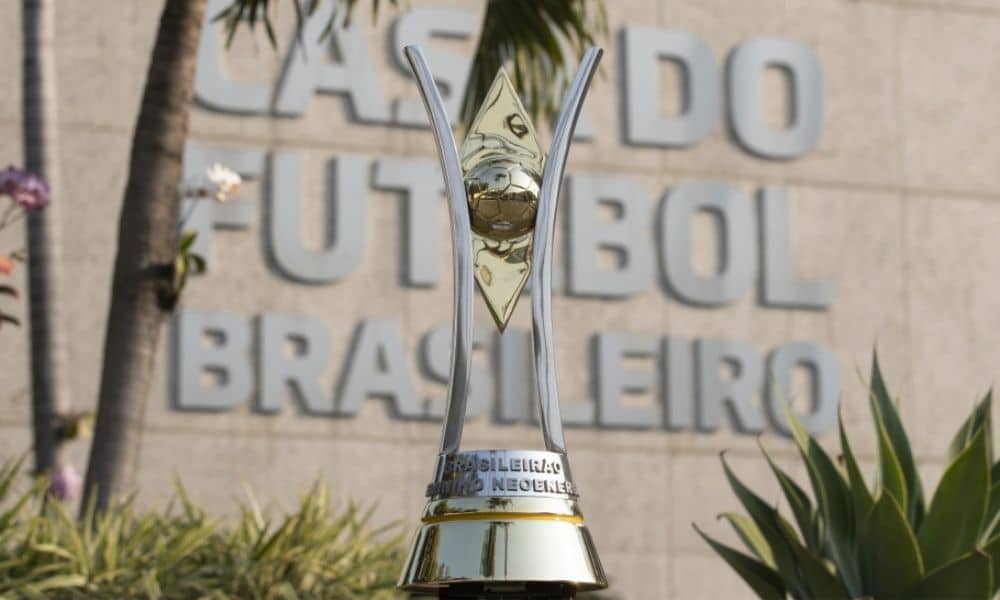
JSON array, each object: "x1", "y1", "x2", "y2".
[
  {"x1": 532, "y1": 47, "x2": 603, "y2": 455},
  {"x1": 403, "y1": 46, "x2": 473, "y2": 457}
]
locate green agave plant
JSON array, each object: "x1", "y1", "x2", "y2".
[{"x1": 697, "y1": 353, "x2": 1000, "y2": 599}]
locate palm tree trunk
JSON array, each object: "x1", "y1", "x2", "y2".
[
  {"x1": 22, "y1": 0, "x2": 71, "y2": 479},
  {"x1": 83, "y1": 0, "x2": 208, "y2": 512}
]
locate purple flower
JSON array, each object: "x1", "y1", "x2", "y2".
[
  {"x1": 0, "y1": 166, "x2": 21, "y2": 195},
  {"x1": 0, "y1": 166, "x2": 49, "y2": 210},
  {"x1": 49, "y1": 464, "x2": 81, "y2": 502}
]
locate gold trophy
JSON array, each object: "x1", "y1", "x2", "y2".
[{"x1": 398, "y1": 45, "x2": 607, "y2": 598}]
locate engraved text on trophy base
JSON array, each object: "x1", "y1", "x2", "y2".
[{"x1": 426, "y1": 449, "x2": 579, "y2": 500}]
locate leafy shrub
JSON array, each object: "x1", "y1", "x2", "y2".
[
  {"x1": 0, "y1": 457, "x2": 403, "y2": 599},
  {"x1": 0, "y1": 455, "x2": 625, "y2": 599},
  {"x1": 698, "y1": 354, "x2": 1000, "y2": 599}
]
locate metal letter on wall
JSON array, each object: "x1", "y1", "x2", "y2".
[
  {"x1": 765, "y1": 342, "x2": 840, "y2": 435},
  {"x1": 496, "y1": 327, "x2": 595, "y2": 426},
  {"x1": 269, "y1": 152, "x2": 366, "y2": 283},
  {"x1": 496, "y1": 327, "x2": 534, "y2": 423},
  {"x1": 393, "y1": 7, "x2": 478, "y2": 127},
  {"x1": 623, "y1": 27, "x2": 719, "y2": 147},
  {"x1": 661, "y1": 181, "x2": 755, "y2": 305},
  {"x1": 194, "y1": 0, "x2": 270, "y2": 113},
  {"x1": 174, "y1": 310, "x2": 253, "y2": 411},
  {"x1": 596, "y1": 333, "x2": 659, "y2": 428},
  {"x1": 759, "y1": 186, "x2": 834, "y2": 308},
  {"x1": 729, "y1": 36, "x2": 824, "y2": 159},
  {"x1": 274, "y1": 1, "x2": 390, "y2": 121},
  {"x1": 421, "y1": 325, "x2": 492, "y2": 420},
  {"x1": 663, "y1": 336, "x2": 694, "y2": 429},
  {"x1": 373, "y1": 158, "x2": 444, "y2": 287},
  {"x1": 337, "y1": 319, "x2": 421, "y2": 418},
  {"x1": 696, "y1": 338, "x2": 765, "y2": 433},
  {"x1": 257, "y1": 312, "x2": 334, "y2": 415},
  {"x1": 567, "y1": 175, "x2": 654, "y2": 298}
]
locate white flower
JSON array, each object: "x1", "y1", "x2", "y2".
[
  {"x1": 178, "y1": 163, "x2": 242, "y2": 202},
  {"x1": 206, "y1": 163, "x2": 242, "y2": 202}
]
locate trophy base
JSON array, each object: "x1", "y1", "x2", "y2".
[
  {"x1": 398, "y1": 496, "x2": 607, "y2": 594},
  {"x1": 434, "y1": 581, "x2": 579, "y2": 599}
]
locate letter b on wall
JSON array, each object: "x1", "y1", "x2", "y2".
[
  {"x1": 174, "y1": 310, "x2": 252, "y2": 411},
  {"x1": 660, "y1": 181, "x2": 755, "y2": 306},
  {"x1": 567, "y1": 175, "x2": 654, "y2": 298}
]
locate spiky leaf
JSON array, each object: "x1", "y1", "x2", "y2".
[
  {"x1": 870, "y1": 352, "x2": 925, "y2": 526},
  {"x1": 859, "y1": 491, "x2": 923, "y2": 599},
  {"x1": 839, "y1": 408, "x2": 874, "y2": 533},
  {"x1": 874, "y1": 413, "x2": 908, "y2": 509},
  {"x1": 982, "y1": 480, "x2": 1000, "y2": 543},
  {"x1": 948, "y1": 391, "x2": 993, "y2": 465},
  {"x1": 782, "y1": 400, "x2": 861, "y2": 595},
  {"x1": 719, "y1": 512, "x2": 774, "y2": 568},
  {"x1": 784, "y1": 531, "x2": 851, "y2": 600},
  {"x1": 693, "y1": 525, "x2": 785, "y2": 600},
  {"x1": 720, "y1": 455, "x2": 850, "y2": 599},
  {"x1": 909, "y1": 551, "x2": 992, "y2": 600},
  {"x1": 984, "y1": 534, "x2": 1000, "y2": 597},
  {"x1": 918, "y1": 428, "x2": 989, "y2": 572},
  {"x1": 721, "y1": 454, "x2": 807, "y2": 596},
  {"x1": 758, "y1": 439, "x2": 821, "y2": 552}
]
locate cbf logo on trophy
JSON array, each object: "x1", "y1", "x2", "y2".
[{"x1": 395, "y1": 45, "x2": 607, "y2": 599}]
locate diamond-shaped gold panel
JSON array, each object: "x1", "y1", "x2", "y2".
[{"x1": 459, "y1": 69, "x2": 545, "y2": 331}]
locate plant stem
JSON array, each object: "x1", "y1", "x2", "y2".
[{"x1": 0, "y1": 204, "x2": 18, "y2": 231}]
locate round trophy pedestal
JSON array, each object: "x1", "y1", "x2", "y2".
[
  {"x1": 399, "y1": 451, "x2": 607, "y2": 595},
  {"x1": 434, "y1": 582, "x2": 579, "y2": 599}
]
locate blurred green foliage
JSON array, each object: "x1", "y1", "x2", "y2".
[
  {"x1": 699, "y1": 353, "x2": 1000, "y2": 599},
  {"x1": 0, "y1": 457, "x2": 620, "y2": 599},
  {"x1": 0, "y1": 458, "x2": 403, "y2": 599},
  {"x1": 215, "y1": 0, "x2": 607, "y2": 132}
]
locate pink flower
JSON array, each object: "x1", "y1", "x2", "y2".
[
  {"x1": 0, "y1": 166, "x2": 49, "y2": 210},
  {"x1": 49, "y1": 464, "x2": 81, "y2": 502}
]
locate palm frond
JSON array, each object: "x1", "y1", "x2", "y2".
[
  {"x1": 216, "y1": 0, "x2": 398, "y2": 48},
  {"x1": 217, "y1": 0, "x2": 608, "y2": 131},
  {"x1": 461, "y1": 0, "x2": 607, "y2": 131}
]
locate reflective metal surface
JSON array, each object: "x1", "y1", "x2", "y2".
[
  {"x1": 532, "y1": 47, "x2": 603, "y2": 455},
  {"x1": 399, "y1": 496, "x2": 606, "y2": 593},
  {"x1": 459, "y1": 69, "x2": 545, "y2": 332},
  {"x1": 403, "y1": 46, "x2": 474, "y2": 457},
  {"x1": 400, "y1": 45, "x2": 606, "y2": 596}
]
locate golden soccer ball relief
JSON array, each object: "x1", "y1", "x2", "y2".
[{"x1": 464, "y1": 157, "x2": 541, "y2": 241}]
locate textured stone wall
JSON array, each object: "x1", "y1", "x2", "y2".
[{"x1": 2, "y1": 0, "x2": 1000, "y2": 597}]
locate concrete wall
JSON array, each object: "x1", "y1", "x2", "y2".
[{"x1": 2, "y1": 0, "x2": 1000, "y2": 597}]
